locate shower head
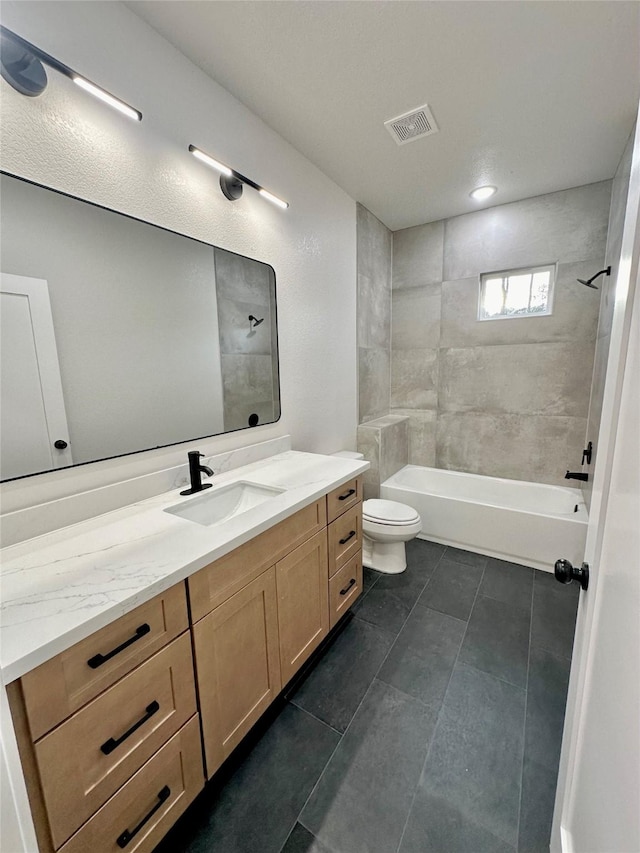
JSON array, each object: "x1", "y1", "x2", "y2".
[
  {"x1": 577, "y1": 266, "x2": 611, "y2": 289},
  {"x1": 248, "y1": 315, "x2": 264, "y2": 328}
]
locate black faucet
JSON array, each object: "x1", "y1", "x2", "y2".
[
  {"x1": 565, "y1": 470, "x2": 588, "y2": 482},
  {"x1": 180, "y1": 451, "x2": 214, "y2": 495}
]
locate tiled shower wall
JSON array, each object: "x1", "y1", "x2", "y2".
[
  {"x1": 215, "y1": 249, "x2": 280, "y2": 431},
  {"x1": 391, "y1": 182, "x2": 612, "y2": 487},
  {"x1": 583, "y1": 129, "x2": 635, "y2": 509},
  {"x1": 357, "y1": 203, "x2": 392, "y2": 422}
]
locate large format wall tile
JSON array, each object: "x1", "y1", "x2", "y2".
[
  {"x1": 357, "y1": 414, "x2": 408, "y2": 496},
  {"x1": 357, "y1": 421, "x2": 381, "y2": 499},
  {"x1": 393, "y1": 220, "x2": 444, "y2": 289},
  {"x1": 443, "y1": 182, "x2": 611, "y2": 281},
  {"x1": 358, "y1": 273, "x2": 390, "y2": 349},
  {"x1": 357, "y1": 203, "x2": 392, "y2": 286},
  {"x1": 391, "y1": 408, "x2": 437, "y2": 467},
  {"x1": 380, "y1": 415, "x2": 409, "y2": 481},
  {"x1": 436, "y1": 412, "x2": 587, "y2": 485},
  {"x1": 440, "y1": 261, "x2": 601, "y2": 349},
  {"x1": 359, "y1": 347, "x2": 390, "y2": 422},
  {"x1": 439, "y1": 341, "x2": 595, "y2": 418},
  {"x1": 392, "y1": 284, "x2": 441, "y2": 349},
  {"x1": 357, "y1": 204, "x2": 392, "y2": 427},
  {"x1": 391, "y1": 348, "x2": 438, "y2": 409}
]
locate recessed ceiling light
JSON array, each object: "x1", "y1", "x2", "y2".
[{"x1": 470, "y1": 185, "x2": 497, "y2": 201}]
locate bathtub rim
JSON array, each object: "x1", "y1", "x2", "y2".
[{"x1": 382, "y1": 464, "x2": 588, "y2": 523}]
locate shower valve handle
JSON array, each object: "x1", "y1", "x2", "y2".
[{"x1": 554, "y1": 558, "x2": 589, "y2": 591}]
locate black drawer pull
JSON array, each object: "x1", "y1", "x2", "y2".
[
  {"x1": 338, "y1": 488, "x2": 356, "y2": 501},
  {"x1": 339, "y1": 530, "x2": 356, "y2": 545},
  {"x1": 87, "y1": 623, "x2": 151, "y2": 669},
  {"x1": 100, "y1": 701, "x2": 160, "y2": 755},
  {"x1": 116, "y1": 785, "x2": 170, "y2": 848},
  {"x1": 340, "y1": 578, "x2": 357, "y2": 596}
]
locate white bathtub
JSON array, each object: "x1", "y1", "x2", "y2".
[{"x1": 380, "y1": 465, "x2": 588, "y2": 572}]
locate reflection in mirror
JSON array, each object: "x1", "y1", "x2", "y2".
[{"x1": 0, "y1": 173, "x2": 280, "y2": 481}]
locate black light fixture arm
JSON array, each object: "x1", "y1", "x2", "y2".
[
  {"x1": 189, "y1": 144, "x2": 288, "y2": 209},
  {"x1": 0, "y1": 25, "x2": 75, "y2": 79},
  {"x1": 1, "y1": 25, "x2": 142, "y2": 120}
]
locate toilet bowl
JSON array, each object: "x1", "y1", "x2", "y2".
[{"x1": 362, "y1": 499, "x2": 422, "y2": 575}]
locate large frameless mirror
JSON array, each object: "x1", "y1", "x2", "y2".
[{"x1": 0, "y1": 172, "x2": 280, "y2": 481}]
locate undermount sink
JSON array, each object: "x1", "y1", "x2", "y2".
[{"x1": 164, "y1": 481, "x2": 286, "y2": 527}]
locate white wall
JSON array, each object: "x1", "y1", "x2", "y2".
[{"x1": 0, "y1": 0, "x2": 357, "y2": 512}]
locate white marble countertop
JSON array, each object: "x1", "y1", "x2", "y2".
[{"x1": 0, "y1": 451, "x2": 368, "y2": 684}]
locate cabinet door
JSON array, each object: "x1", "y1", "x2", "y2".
[
  {"x1": 192, "y1": 568, "x2": 281, "y2": 778},
  {"x1": 276, "y1": 530, "x2": 329, "y2": 685}
]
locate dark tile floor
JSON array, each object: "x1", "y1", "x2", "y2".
[{"x1": 154, "y1": 540, "x2": 579, "y2": 853}]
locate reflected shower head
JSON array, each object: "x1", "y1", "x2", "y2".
[
  {"x1": 248, "y1": 315, "x2": 264, "y2": 327},
  {"x1": 577, "y1": 266, "x2": 611, "y2": 289}
]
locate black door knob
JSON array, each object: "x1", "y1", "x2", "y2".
[
  {"x1": 554, "y1": 558, "x2": 589, "y2": 591},
  {"x1": 54, "y1": 439, "x2": 68, "y2": 450}
]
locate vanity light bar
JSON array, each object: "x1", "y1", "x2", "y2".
[
  {"x1": 0, "y1": 26, "x2": 142, "y2": 121},
  {"x1": 189, "y1": 144, "x2": 289, "y2": 210},
  {"x1": 188, "y1": 145, "x2": 232, "y2": 177},
  {"x1": 72, "y1": 76, "x2": 141, "y2": 121}
]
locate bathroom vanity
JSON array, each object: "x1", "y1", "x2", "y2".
[{"x1": 1, "y1": 452, "x2": 366, "y2": 853}]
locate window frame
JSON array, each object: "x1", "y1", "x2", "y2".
[{"x1": 477, "y1": 262, "x2": 557, "y2": 322}]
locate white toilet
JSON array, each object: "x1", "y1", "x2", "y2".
[
  {"x1": 362, "y1": 498, "x2": 422, "y2": 574},
  {"x1": 331, "y1": 451, "x2": 422, "y2": 575}
]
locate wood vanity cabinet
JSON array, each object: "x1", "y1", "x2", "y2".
[
  {"x1": 8, "y1": 477, "x2": 363, "y2": 852},
  {"x1": 7, "y1": 585, "x2": 204, "y2": 853},
  {"x1": 189, "y1": 480, "x2": 362, "y2": 780},
  {"x1": 191, "y1": 567, "x2": 282, "y2": 776}
]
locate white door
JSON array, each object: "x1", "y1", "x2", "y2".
[
  {"x1": 0, "y1": 273, "x2": 72, "y2": 480},
  {"x1": 552, "y1": 121, "x2": 640, "y2": 850}
]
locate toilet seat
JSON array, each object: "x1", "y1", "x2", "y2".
[{"x1": 363, "y1": 499, "x2": 420, "y2": 526}]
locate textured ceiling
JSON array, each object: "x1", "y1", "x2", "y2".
[{"x1": 127, "y1": 1, "x2": 640, "y2": 230}]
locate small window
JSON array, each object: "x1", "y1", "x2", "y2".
[{"x1": 478, "y1": 264, "x2": 555, "y2": 320}]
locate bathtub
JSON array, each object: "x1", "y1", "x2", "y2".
[{"x1": 380, "y1": 465, "x2": 588, "y2": 572}]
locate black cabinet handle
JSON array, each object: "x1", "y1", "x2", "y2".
[
  {"x1": 338, "y1": 488, "x2": 356, "y2": 501},
  {"x1": 87, "y1": 623, "x2": 151, "y2": 669},
  {"x1": 340, "y1": 578, "x2": 357, "y2": 596},
  {"x1": 54, "y1": 439, "x2": 68, "y2": 449},
  {"x1": 100, "y1": 701, "x2": 160, "y2": 755},
  {"x1": 116, "y1": 785, "x2": 170, "y2": 848},
  {"x1": 339, "y1": 530, "x2": 356, "y2": 545}
]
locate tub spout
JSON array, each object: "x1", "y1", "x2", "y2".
[{"x1": 565, "y1": 470, "x2": 588, "y2": 482}]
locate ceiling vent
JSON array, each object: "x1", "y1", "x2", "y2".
[{"x1": 384, "y1": 105, "x2": 439, "y2": 146}]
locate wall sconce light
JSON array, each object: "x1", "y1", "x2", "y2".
[
  {"x1": 189, "y1": 144, "x2": 289, "y2": 209},
  {"x1": 0, "y1": 26, "x2": 142, "y2": 120}
]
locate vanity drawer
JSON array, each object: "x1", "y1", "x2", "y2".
[
  {"x1": 326, "y1": 477, "x2": 362, "y2": 523},
  {"x1": 59, "y1": 715, "x2": 203, "y2": 853},
  {"x1": 22, "y1": 583, "x2": 189, "y2": 741},
  {"x1": 35, "y1": 632, "x2": 197, "y2": 850},
  {"x1": 329, "y1": 552, "x2": 363, "y2": 629},
  {"x1": 189, "y1": 498, "x2": 327, "y2": 621},
  {"x1": 328, "y1": 502, "x2": 362, "y2": 577}
]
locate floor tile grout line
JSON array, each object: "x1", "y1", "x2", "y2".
[
  {"x1": 515, "y1": 567, "x2": 536, "y2": 851},
  {"x1": 441, "y1": 659, "x2": 527, "y2": 693},
  {"x1": 286, "y1": 699, "x2": 344, "y2": 736},
  {"x1": 289, "y1": 544, "x2": 449, "y2": 852},
  {"x1": 394, "y1": 558, "x2": 488, "y2": 853},
  {"x1": 292, "y1": 674, "x2": 380, "y2": 848}
]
